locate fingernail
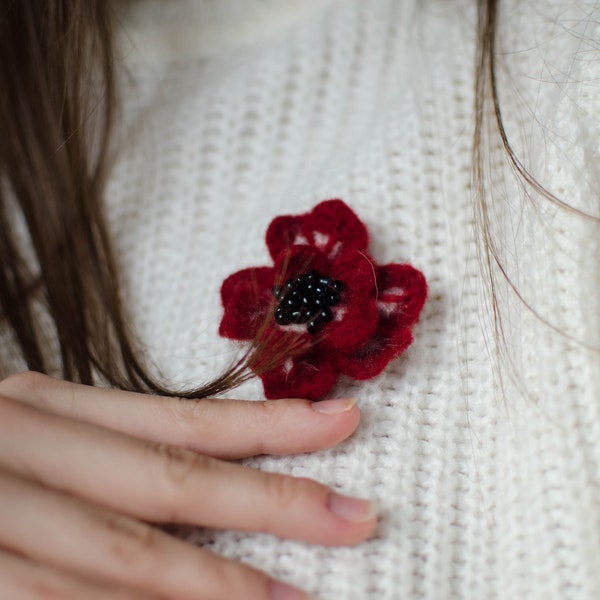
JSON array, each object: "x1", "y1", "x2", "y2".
[
  {"x1": 327, "y1": 492, "x2": 378, "y2": 523},
  {"x1": 311, "y1": 397, "x2": 358, "y2": 415},
  {"x1": 269, "y1": 579, "x2": 313, "y2": 600}
]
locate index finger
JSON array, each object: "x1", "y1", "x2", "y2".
[{"x1": 0, "y1": 372, "x2": 360, "y2": 459}]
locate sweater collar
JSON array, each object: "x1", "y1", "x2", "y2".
[{"x1": 113, "y1": 0, "x2": 333, "y2": 63}]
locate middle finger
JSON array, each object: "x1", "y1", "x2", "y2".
[{"x1": 0, "y1": 373, "x2": 360, "y2": 459}]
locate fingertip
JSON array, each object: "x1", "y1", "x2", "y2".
[
  {"x1": 277, "y1": 478, "x2": 379, "y2": 546},
  {"x1": 293, "y1": 397, "x2": 361, "y2": 450},
  {"x1": 313, "y1": 397, "x2": 361, "y2": 441},
  {"x1": 311, "y1": 397, "x2": 358, "y2": 415},
  {"x1": 327, "y1": 492, "x2": 378, "y2": 523},
  {"x1": 314, "y1": 491, "x2": 379, "y2": 546},
  {"x1": 267, "y1": 396, "x2": 361, "y2": 441}
]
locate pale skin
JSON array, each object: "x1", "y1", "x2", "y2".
[{"x1": 0, "y1": 371, "x2": 377, "y2": 599}]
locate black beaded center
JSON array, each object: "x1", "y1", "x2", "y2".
[{"x1": 272, "y1": 270, "x2": 343, "y2": 334}]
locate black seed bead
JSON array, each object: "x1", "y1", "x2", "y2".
[
  {"x1": 285, "y1": 280, "x2": 297, "y2": 291},
  {"x1": 312, "y1": 296, "x2": 325, "y2": 308},
  {"x1": 319, "y1": 276, "x2": 332, "y2": 286},
  {"x1": 332, "y1": 280, "x2": 343, "y2": 291},
  {"x1": 319, "y1": 307, "x2": 333, "y2": 322},
  {"x1": 307, "y1": 270, "x2": 318, "y2": 281},
  {"x1": 289, "y1": 309, "x2": 304, "y2": 324},
  {"x1": 307, "y1": 320, "x2": 320, "y2": 335},
  {"x1": 284, "y1": 292, "x2": 300, "y2": 308},
  {"x1": 325, "y1": 290, "x2": 341, "y2": 305},
  {"x1": 272, "y1": 285, "x2": 282, "y2": 299},
  {"x1": 275, "y1": 307, "x2": 290, "y2": 325}
]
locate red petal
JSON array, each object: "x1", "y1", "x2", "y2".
[
  {"x1": 219, "y1": 267, "x2": 275, "y2": 340},
  {"x1": 337, "y1": 264, "x2": 427, "y2": 379},
  {"x1": 319, "y1": 252, "x2": 379, "y2": 352},
  {"x1": 338, "y1": 322, "x2": 414, "y2": 380},
  {"x1": 251, "y1": 325, "x2": 313, "y2": 373},
  {"x1": 260, "y1": 348, "x2": 339, "y2": 400},
  {"x1": 376, "y1": 264, "x2": 427, "y2": 327},
  {"x1": 272, "y1": 245, "x2": 331, "y2": 285},
  {"x1": 266, "y1": 215, "x2": 302, "y2": 262},
  {"x1": 266, "y1": 199, "x2": 368, "y2": 261}
]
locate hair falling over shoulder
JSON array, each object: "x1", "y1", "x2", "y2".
[
  {"x1": 0, "y1": 0, "x2": 590, "y2": 396},
  {"x1": 0, "y1": 0, "x2": 174, "y2": 394},
  {"x1": 473, "y1": 0, "x2": 600, "y2": 370}
]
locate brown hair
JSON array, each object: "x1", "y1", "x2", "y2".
[
  {"x1": 0, "y1": 1, "x2": 204, "y2": 395},
  {"x1": 0, "y1": 0, "x2": 577, "y2": 395}
]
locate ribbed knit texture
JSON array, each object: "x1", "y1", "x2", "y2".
[
  {"x1": 110, "y1": 1, "x2": 600, "y2": 598},
  {"x1": 6, "y1": 0, "x2": 600, "y2": 597}
]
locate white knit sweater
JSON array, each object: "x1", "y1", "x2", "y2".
[{"x1": 21, "y1": 0, "x2": 600, "y2": 598}]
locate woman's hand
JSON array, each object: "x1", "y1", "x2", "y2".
[{"x1": 0, "y1": 372, "x2": 375, "y2": 599}]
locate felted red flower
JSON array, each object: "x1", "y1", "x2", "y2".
[{"x1": 219, "y1": 199, "x2": 427, "y2": 400}]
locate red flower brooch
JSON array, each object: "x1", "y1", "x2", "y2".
[{"x1": 219, "y1": 200, "x2": 427, "y2": 400}]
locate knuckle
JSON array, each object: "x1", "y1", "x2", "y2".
[
  {"x1": 164, "y1": 398, "x2": 193, "y2": 430},
  {"x1": 262, "y1": 472, "x2": 313, "y2": 513},
  {"x1": 254, "y1": 400, "x2": 283, "y2": 429},
  {"x1": 154, "y1": 442, "x2": 207, "y2": 484},
  {"x1": 101, "y1": 513, "x2": 159, "y2": 569},
  {"x1": 164, "y1": 397, "x2": 213, "y2": 442},
  {"x1": 145, "y1": 441, "x2": 216, "y2": 522},
  {"x1": 166, "y1": 397, "x2": 210, "y2": 423}
]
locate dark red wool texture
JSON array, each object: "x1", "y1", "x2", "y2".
[{"x1": 219, "y1": 199, "x2": 427, "y2": 400}]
